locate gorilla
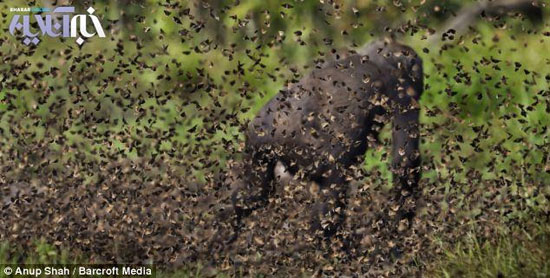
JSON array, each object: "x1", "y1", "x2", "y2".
[{"x1": 226, "y1": 39, "x2": 423, "y2": 238}]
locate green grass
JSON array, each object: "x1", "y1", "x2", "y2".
[
  {"x1": 430, "y1": 222, "x2": 550, "y2": 278},
  {"x1": 2, "y1": 225, "x2": 550, "y2": 278}
]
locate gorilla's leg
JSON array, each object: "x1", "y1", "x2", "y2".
[
  {"x1": 309, "y1": 169, "x2": 348, "y2": 237},
  {"x1": 229, "y1": 150, "x2": 277, "y2": 231}
]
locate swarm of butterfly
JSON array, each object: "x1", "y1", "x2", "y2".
[{"x1": 0, "y1": 0, "x2": 548, "y2": 276}]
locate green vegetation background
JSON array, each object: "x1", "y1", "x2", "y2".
[{"x1": 0, "y1": 0, "x2": 549, "y2": 277}]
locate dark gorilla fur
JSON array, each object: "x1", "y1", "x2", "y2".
[{"x1": 227, "y1": 40, "x2": 423, "y2": 238}]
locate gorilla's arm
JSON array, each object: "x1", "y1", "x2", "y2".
[{"x1": 391, "y1": 108, "x2": 421, "y2": 192}]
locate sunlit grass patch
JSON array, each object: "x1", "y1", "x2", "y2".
[{"x1": 430, "y1": 222, "x2": 550, "y2": 278}]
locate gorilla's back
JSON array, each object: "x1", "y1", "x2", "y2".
[{"x1": 246, "y1": 41, "x2": 422, "y2": 171}]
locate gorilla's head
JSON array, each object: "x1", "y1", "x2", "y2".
[{"x1": 359, "y1": 39, "x2": 423, "y2": 102}]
